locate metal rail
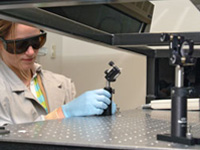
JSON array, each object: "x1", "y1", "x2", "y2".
[{"x1": 0, "y1": 0, "x2": 152, "y2": 9}]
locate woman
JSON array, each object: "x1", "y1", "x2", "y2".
[{"x1": 0, "y1": 20, "x2": 116, "y2": 125}]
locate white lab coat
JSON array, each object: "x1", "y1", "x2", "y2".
[{"x1": 0, "y1": 58, "x2": 76, "y2": 125}]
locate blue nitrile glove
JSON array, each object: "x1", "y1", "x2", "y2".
[{"x1": 62, "y1": 89, "x2": 116, "y2": 118}]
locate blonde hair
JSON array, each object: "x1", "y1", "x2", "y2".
[
  {"x1": 0, "y1": 19, "x2": 13, "y2": 35},
  {"x1": 0, "y1": 19, "x2": 31, "y2": 81}
]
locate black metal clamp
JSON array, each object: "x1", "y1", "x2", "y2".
[
  {"x1": 157, "y1": 33, "x2": 200, "y2": 145},
  {"x1": 101, "y1": 61, "x2": 121, "y2": 116}
]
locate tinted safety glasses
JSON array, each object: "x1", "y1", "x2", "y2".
[{"x1": 0, "y1": 30, "x2": 46, "y2": 54}]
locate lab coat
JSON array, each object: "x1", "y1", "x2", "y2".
[{"x1": 0, "y1": 58, "x2": 76, "y2": 125}]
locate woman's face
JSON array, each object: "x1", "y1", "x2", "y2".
[{"x1": 0, "y1": 24, "x2": 40, "y2": 72}]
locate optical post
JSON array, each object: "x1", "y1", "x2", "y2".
[
  {"x1": 101, "y1": 61, "x2": 121, "y2": 116},
  {"x1": 157, "y1": 34, "x2": 200, "y2": 145}
]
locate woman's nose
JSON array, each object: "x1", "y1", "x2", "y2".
[{"x1": 25, "y1": 46, "x2": 35, "y2": 55}]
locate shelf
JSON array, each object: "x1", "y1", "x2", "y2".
[
  {"x1": 0, "y1": 0, "x2": 199, "y2": 53},
  {"x1": 0, "y1": 0, "x2": 141, "y2": 9}
]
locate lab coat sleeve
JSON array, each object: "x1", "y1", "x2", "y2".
[{"x1": 0, "y1": 89, "x2": 13, "y2": 126}]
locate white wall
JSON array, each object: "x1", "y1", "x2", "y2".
[
  {"x1": 37, "y1": 31, "x2": 63, "y2": 74},
  {"x1": 37, "y1": 0, "x2": 200, "y2": 111},
  {"x1": 37, "y1": 33, "x2": 146, "y2": 111},
  {"x1": 61, "y1": 36, "x2": 146, "y2": 111},
  {"x1": 150, "y1": 0, "x2": 200, "y2": 32}
]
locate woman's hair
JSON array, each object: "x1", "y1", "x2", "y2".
[
  {"x1": 0, "y1": 19, "x2": 13, "y2": 38},
  {"x1": 0, "y1": 20, "x2": 31, "y2": 82}
]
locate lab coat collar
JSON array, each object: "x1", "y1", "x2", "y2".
[{"x1": 32, "y1": 62, "x2": 42, "y2": 75}]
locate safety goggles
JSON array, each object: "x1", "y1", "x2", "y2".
[{"x1": 0, "y1": 30, "x2": 46, "y2": 54}]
